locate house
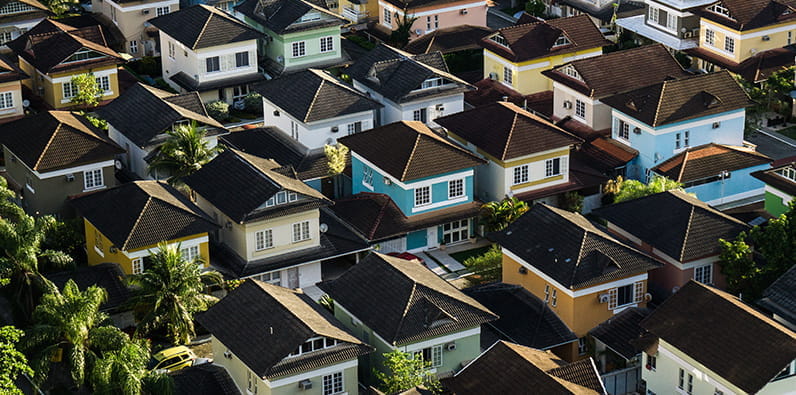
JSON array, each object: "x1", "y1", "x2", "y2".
[
  {"x1": 616, "y1": 0, "x2": 712, "y2": 51},
  {"x1": 403, "y1": 25, "x2": 493, "y2": 55},
  {"x1": 7, "y1": 18, "x2": 125, "y2": 109},
  {"x1": 639, "y1": 281, "x2": 796, "y2": 395},
  {"x1": 759, "y1": 264, "x2": 796, "y2": 330},
  {"x1": 650, "y1": 143, "x2": 771, "y2": 206},
  {"x1": 170, "y1": 363, "x2": 240, "y2": 395},
  {"x1": 479, "y1": 14, "x2": 610, "y2": 95},
  {"x1": 196, "y1": 279, "x2": 372, "y2": 395},
  {"x1": 375, "y1": 0, "x2": 488, "y2": 39},
  {"x1": 183, "y1": 148, "x2": 370, "y2": 285},
  {"x1": 234, "y1": 0, "x2": 346, "y2": 76},
  {"x1": 149, "y1": 4, "x2": 265, "y2": 104},
  {"x1": 588, "y1": 307, "x2": 650, "y2": 374},
  {"x1": 346, "y1": 44, "x2": 473, "y2": 128},
  {"x1": 97, "y1": 82, "x2": 225, "y2": 179},
  {"x1": 594, "y1": 190, "x2": 750, "y2": 301},
  {"x1": 752, "y1": 161, "x2": 796, "y2": 216},
  {"x1": 548, "y1": 0, "x2": 646, "y2": 32},
  {"x1": 70, "y1": 180, "x2": 218, "y2": 275},
  {"x1": 443, "y1": 340, "x2": 606, "y2": 394},
  {"x1": 318, "y1": 252, "x2": 498, "y2": 380},
  {"x1": 47, "y1": 262, "x2": 133, "y2": 328},
  {"x1": 492, "y1": 203, "x2": 662, "y2": 361},
  {"x1": 254, "y1": 69, "x2": 382, "y2": 149},
  {"x1": 0, "y1": 0, "x2": 48, "y2": 47},
  {"x1": 0, "y1": 54, "x2": 28, "y2": 123},
  {"x1": 334, "y1": 120, "x2": 485, "y2": 252},
  {"x1": 90, "y1": 0, "x2": 179, "y2": 57},
  {"x1": 0, "y1": 111, "x2": 124, "y2": 216},
  {"x1": 600, "y1": 70, "x2": 753, "y2": 181}
]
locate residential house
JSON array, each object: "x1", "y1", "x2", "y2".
[
  {"x1": 651, "y1": 143, "x2": 771, "y2": 206},
  {"x1": 0, "y1": 111, "x2": 124, "y2": 216},
  {"x1": 254, "y1": 68, "x2": 382, "y2": 149},
  {"x1": 47, "y1": 263, "x2": 133, "y2": 328},
  {"x1": 493, "y1": 203, "x2": 662, "y2": 361},
  {"x1": 594, "y1": 190, "x2": 749, "y2": 300},
  {"x1": 234, "y1": 0, "x2": 346, "y2": 76},
  {"x1": 98, "y1": 82, "x2": 225, "y2": 179},
  {"x1": 600, "y1": 70, "x2": 753, "y2": 181},
  {"x1": 403, "y1": 25, "x2": 493, "y2": 55},
  {"x1": 0, "y1": 54, "x2": 28, "y2": 123},
  {"x1": 346, "y1": 44, "x2": 473, "y2": 128},
  {"x1": 170, "y1": 364, "x2": 240, "y2": 395},
  {"x1": 333, "y1": 120, "x2": 485, "y2": 252},
  {"x1": 70, "y1": 180, "x2": 219, "y2": 275},
  {"x1": 196, "y1": 280, "x2": 372, "y2": 395},
  {"x1": 319, "y1": 252, "x2": 498, "y2": 380},
  {"x1": 588, "y1": 307, "x2": 651, "y2": 374},
  {"x1": 759, "y1": 264, "x2": 796, "y2": 330},
  {"x1": 752, "y1": 161, "x2": 796, "y2": 216},
  {"x1": 640, "y1": 281, "x2": 796, "y2": 395},
  {"x1": 0, "y1": 0, "x2": 48, "y2": 47},
  {"x1": 376, "y1": 0, "x2": 488, "y2": 38},
  {"x1": 183, "y1": 148, "x2": 370, "y2": 285},
  {"x1": 443, "y1": 340, "x2": 606, "y2": 394},
  {"x1": 479, "y1": 14, "x2": 610, "y2": 95},
  {"x1": 90, "y1": 0, "x2": 179, "y2": 57},
  {"x1": 548, "y1": 0, "x2": 646, "y2": 32},
  {"x1": 7, "y1": 18, "x2": 125, "y2": 109},
  {"x1": 150, "y1": 4, "x2": 264, "y2": 104},
  {"x1": 616, "y1": 0, "x2": 714, "y2": 51}
]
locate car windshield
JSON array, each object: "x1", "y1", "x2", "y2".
[{"x1": 146, "y1": 357, "x2": 160, "y2": 370}]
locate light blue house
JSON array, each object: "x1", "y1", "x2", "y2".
[{"x1": 332, "y1": 121, "x2": 486, "y2": 252}]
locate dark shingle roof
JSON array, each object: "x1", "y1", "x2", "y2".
[
  {"x1": 254, "y1": 69, "x2": 381, "y2": 123},
  {"x1": 46, "y1": 263, "x2": 130, "y2": 313},
  {"x1": 149, "y1": 5, "x2": 262, "y2": 49},
  {"x1": 234, "y1": 0, "x2": 345, "y2": 35},
  {"x1": 480, "y1": 15, "x2": 611, "y2": 63},
  {"x1": 492, "y1": 204, "x2": 662, "y2": 289},
  {"x1": 196, "y1": 280, "x2": 371, "y2": 378},
  {"x1": 589, "y1": 307, "x2": 650, "y2": 360},
  {"x1": 640, "y1": 281, "x2": 796, "y2": 393},
  {"x1": 403, "y1": 25, "x2": 494, "y2": 55},
  {"x1": 652, "y1": 144, "x2": 771, "y2": 182},
  {"x1": 752, "y1": 161, "x2": 796, "y2": 196},
  {"x1": 169, "y1": 71, "x2": 266, "y2": 93},
  {"x1": 600, "y1": 71, "x2": 752, "y2": 127},
  {"x1": 171, "y1": 364, "x2": 240, "y2": 395},
  {"x1": 97, "y1": 83, "x2": 224, "y2": 147},
  {"x1": 759, "y1": 264, "x2": 796, "y2": 326},
  {"x1": 70, "y1": 181, "x2": 218, "y2": 251},
  {"x1": 0, "y1": 54, "x2": 28, "y2": 84},
  {"x1": 0, "y1": 111, "x2": 124, "y2": 172},
  {"x1": 338, "y1": 121, "x2": 485, "y2": 182},
  {"x1": 685, "y1": 44, "x2": 796, "y2": 83},
  {"x1": 183, "y1": 148, "x2": 329, "y2": 223},
  {"x1": 319, "y1": 252, "x2": 498, "y2": 345},
  {"x1": 557, "y1": 0, "x2": 645, "y2": 22},
  {"x1": 436, "y1": 101, "x2": 582, "y2": 161},
  {"x1": 463, "y1": 283, "x2": 577, "y2": 350},
  {"x1": 694, "y1": 0, "x2": 796, "y2": 31},
  {"x1": 594, "y1": 190, "x2": 749, "y2": 262},
  {"x1": 446, "y1": 341, "x2": 604, "y2": 394}
]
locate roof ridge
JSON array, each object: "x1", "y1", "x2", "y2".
[
  {"x1": 401, "y1": 130, "x2": 423, "y2": 181},
  {"x1": 679, "y1": 206, "x2": 696, "y2": 261},
  {"x1": 304, "y1": 78, "x2": 326, "y2": 122},
  {"x1": 502, "y1": 112, "x2": 520, "y2": 160},
  {"x1": 122, "y1": 195, "x2": 153, "y2": 250},
  {"x1": 677, "y1": 149, "x2": 690, "y2": 181},
  {"x1": 193, "y1": 9, "x2": 215, "y2": 49},
  {"x1": 393, "y1": 281, "x2": 418, "y2": 344},
  {"x1": 34, "y1": 120, "x2": 63, "y2": 171},
  {"x1": 653, "y1": 80, "x2": 667, "y2": 127},
  {"x1": 368, "y1": 196, "x2": 392, "y2": 239}
]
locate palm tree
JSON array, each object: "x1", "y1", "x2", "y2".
[
  {"x1": 147, "y1": 122, "x2": 221, "y2": 185},
  {"x1": 479, "y1": 197, "x2": 530, "y2": 232},
  {"x1": 390, "y1": 9, "x2": 419, "y2": 48},
  {"x1": 128, "y1": 243, "x2": 222, "y2": 345},
  {"x1": 91, "y1": 339, "x2": 174, "y2": 395}
]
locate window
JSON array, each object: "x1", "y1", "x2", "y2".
[
  {"x1": 323, "y1": 371, "x2": 343, "y2": 395},
  {"x1": 618, "y1": 120, "x2": 630, "y2": 140},
  {"x1": 129, "y1": 40, "x2": 138, "y2": 54},
  {"x1": 676, "y1": 133, "x2": 681, "y2": 149},
  {"x1": 132, "y1": 258, "x2": 144, "y2": 275},
  {"x1": 421, "y1": 77, "x2": 443, "y2": 89},
  {"x1": 234, "y1": 51, "x2": 249, "y2": 68},
  {"x1": 646, "y1": 353, "x2": 656, "y2": 370},
  {"x1": 442, "y1": 219, "x2": 469, "y2": 244},
  {"x1": 292, "y1": 41, "x2": 306, "y2": 57},
  {"x1": 649, "y1": 7, "x2": 659, "y2": 23},
  {"x1": 575, "y1": 99, "x2": 585, "y2": 119},
  {"x1": 551, "y1": 289, "x2": 557, "y2": 306},
  {"x1": 299, "y1": 11, "x2": 321, "y2": 22},
  {"x1": 448, "y1": 179, "x2": 464, "y2": 199},
  {"x1": 266, "y1": 191, "x2": 299, "y2": 207},
  {"x1": 247, "y1": 371, "x2": 258, "y2": 394},
  {"x1": 347, "y1": 121, "x2": 362, "y2": 135},
  {"x1": 513, "y1": 164, "x2": 529, "y2": 185},
  {"x1": 545, "y1": 158, "x2": 561, "y2": 177},
  {"x1": 413, "y1": 108, "x2": 427, "y2": 123},
  {"x1": 414, "y1": 186, "x2": 430, "y2": 206},
  {"x1": 678, "y1": 368, "x2": 685, "y2": 390},
  {"x1": 180, "y1": 245, "x2": 200, "y2": 262},
  {"x1": 491, "y1": 34, "x2": 508, "y2": 47},
  {"x1": 320, "y1": 36, "x2": 334, "y2": 53},
  {"x1": 0, "y1": 1, "x2": 36, "y2": 15},
  {"x1": 64, "y1": 49, "x2": 104, "y2": 63},
  {"x1": 156, "y1": 6, "x2": 169, "y2": 16},
  {"x1": 233, "y1": 85, "x2": 249, "y2": 100},
  {"x1": 291, "y1": 121, "x2": 299, "y2": 140},
  {"x1": 257, "y1": 271, "x2": 281, "y2": 285},
  {"x1": 705, "y1": 29, "x2": 715, "y2": 46},
  {"x1": 415, "y1": 345, "x2": 443, "y2": 367},
  {"x1": 724, "y1": 36, "x2": 735, "y2": 53},
  {"x1": 779, "y1": 166, "x2": 796, "y2": 181},
  {"x1": 362, "y1": 167, "x2": 374, "y2": 187},
  {"x1": 84, "y1": 169, "x2": 103, "y2": 190},
  {"x1": 384, "y1": 8, "x2": 392, "y2": 25},
  {"x1": 62, "y1": 81, "x2": 76, "y2": 99},
  {"x1": 503, "y1": 66, "x2": 512, "y2": 85},
  {"x1": 684, "y1": 130, "x2": 690, "y2": 146},
  {"x1": 111, "y1": 6, "x2": 116, "y2": 22},
  {"x1": 292, "y1": 221, "x2": 310, "y2": 242},
  {"x1": 255, "y1": 229, "x2": 273, "y2": 251},
  {"x1": 96, "y1": 76, "x2": 110, "y2": 93},
  {"x1": 562, "y1": 65, "x2": 580, "y2": 80},
  {"x1": 667, "y1": 13, "x2": 677, "y2": 30},
  {"x1": 790, "y1": 31, "x2": 793, "y2": 45},
  {"x1": 291, "y1": 336, "x2": 338, "y2": 357},
  {"x1": 168, "y1": 41, "x2": 175, "y2": 59},
  {"x1": 553, "y1": 35, "x2": 570, "y2": 46},
  {"x1": 544, "y1": 285, "x2": 550, "y2": 303},
  {"x1": 708, "y1": 2, "x2": 731, "y2": 18},
  {"x1": 577, "y1": 337, "x2": 588, "y2": 355},
  {"x1": 0, "y1": 31, "x2": 12, "y2": 44},
  {"x1": 0, "y1": 92, "x2": 13, "y2": 109},
  {"x1": 205, "y1": 56, "x2": 220, "y2": 73},
  {"x1": 94, "y1": 229, "x2": 103, "y2": 251},
  {"x1": 694, "y1": 264, "x2": 712, "y2": 284},
  {"x1": 608, "y1": 283, "x2": 636, "y2": 309}
]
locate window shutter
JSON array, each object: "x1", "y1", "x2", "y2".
[
  {"x1": 608, "y1": 288, "x2": 618, "y2": 309},
  {"x1": 634, "y1": 281, "x2": 645, "y2": 303}
]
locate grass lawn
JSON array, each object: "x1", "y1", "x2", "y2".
[
  {"x1": 775, "y1": 125, "x2": 796, "y2": 139},
  {"x1": 449, "y1": 245, "x2": 493, "y2": 264}
]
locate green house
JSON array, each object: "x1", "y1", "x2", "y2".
[{"x1": 752, "y1": 162, "x2": 795, "y2": 217}]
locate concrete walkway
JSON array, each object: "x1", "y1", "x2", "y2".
[
  {"x1": 415, "y1": 252, "x2": 448, "y2": 276},
  {"x1": 427, "y1": 249, "x2": 466, "y2": 272}
]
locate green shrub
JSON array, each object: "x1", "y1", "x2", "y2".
[
  {"x1": 346, "y1": 35, "x2": 376, "y2": 50},
  {"x1": 243, "y1": 92, "x2": 263, "y2": 114},
  {"x1": 206, "y1": 100, "x2": 230, "y2": 122}
]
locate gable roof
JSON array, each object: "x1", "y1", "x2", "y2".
[
  {"x1": 652, "y1": 144, "x2": 771, "y2": 182},
  {"x1": 436, "y1": 101, "x2": 582, "y2": 161},
  {"x1": 403, "y1": 25, "x2": 494, "y2": 55},
  {"x1": 752, "y1": 161, "x2": 796, "y2": 196},
  {"x1": 183, "y1": 148, "x2": 329, "y2": 223},
  {"x1": 600, "y1": 70, "x2": 752, "y2": 127},
  {"x1": 594, "y1": 190, "x2": 749, "y2": 262},
  {"x1": 0, "y1": 111, "x2": 124, "y2": 172},
  {"x1": 234, "y1": 0, "x2": 345, "y2": 35},
  {"x1": 640, "y1": 281, "x2": 796, "y2": 393},
  {"x1": 338, "y1": 121, "x2": 485, "y2": 182},
  {"x1": 492, "y1": 204, "x2": 662, "y2": 290},
  {"x1": 319, "y1": 252, "x2": 497, "y2": 345},
  {"x1": 253, "y1": 69, "x2": 382, "y2": 123},
  {"x1": 97, "y1": 83, "x2": 224, "y2": 147},
  {"x1": 589, "y1": 307, "x2": 651, "y2": 360},
  {"x1": 70, "y1": 181, "x2": 218, "y2": 251},
  {"x1": 556, "y1": 0, "x2": 645, "y2": 22},
  {"x1": 446, "y1": 341, "x2": 604, "y2": 394},
  {"x1": 197, "y1": 280, "x2": 371, "y2": 379},
  {"x1": 171, "y1": 364, "x2": 240, "y2": 395},
  {"x1": 47, "y1": 263, "x2": 130, "y2": 313},
  {"x1": 542, "y1": 44, "x2": 690, "y2": 99},
  {"x1": 149, "y1": 4, "x2": 262, "y2": 49},
  {"x1": 480, "y1": 15, "x2": 610, "y2": 63},
  {"x1": 758, "y1": 264, "x2": 796, "y2": 326},
  {"x1": 0, "y1": 54, "x2": 29, "y2": 84},
  {"x1": 695, "y1": 0, "x2": 796, "y2": 31}
]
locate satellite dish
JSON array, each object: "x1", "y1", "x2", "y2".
[
  {"x1": 22, "y1": 99, "x2": 29, "y2": 108},
  {"x1": 114, "y1": 160, "x2": 123, "y2": 170},
  {"x1": 319, "y1": 223, "x2": 328, "y2": 233}
]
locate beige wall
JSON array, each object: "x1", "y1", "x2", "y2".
[
  {"x1": 0, "y1": 80, "x2": 25, "y2": 122},
  {"x1": 552, "y1": 81, "x2": 613, "y2": 131},
  {"x1": 91, "y1": 0, "x2": 179, "y2": 57}
]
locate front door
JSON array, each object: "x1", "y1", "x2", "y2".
[
  {"x1": 426, "y1": 227, "x2": 438, "y2": 249},
  {"x1": 287, "y1": 267, "x2": 299, "y2": 288}
]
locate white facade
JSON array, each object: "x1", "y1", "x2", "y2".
[
  {"x1": 90, "y1": 0, "x2": 179, "y2": 57},
  {"x1": 552, "y1": 81, "x2": 613, "y2": 131},
  {"x1": 352, "y1": 80, "x2": 465, "y2": 128}
]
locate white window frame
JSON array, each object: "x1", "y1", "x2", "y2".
[
  {"x1": 649, "y1": 7, "x2": 659, "y2": 24},
  {"x1": 545, "y1": 158, "x2": 561, "y2": 177},
  {"x1": 724, "y1": 36, "x2": 735, "y2": 53},
  {"x1": 129, "y1": 40, "x2": 138, "y2": 54},
  {"x1": 319, "y1": 36, "x2": 334, "y2": 53},
  {"x1": 575, "y1": 99, "x2": 586, "y2": 119},
  {"x1": 180, "y1": 245, "x2": 200, "y2": 262},
  {"x1": 156, "y1": 6, "x2": 170, "y2": 16},
  {"x1": 413, "y1": 108, "x2": 427, "y2": 123},
  {"x1": 235, "y1": 51, "x2": 249, "y2": 68},
  {"x1": 503, "y1": 66, "x2": 512, "y2": 85},
  {"x1": 62, "y1": 81, "x2": 76, "y2": 99},
  {"x1": 291, "y1": 41, "x2": 306, "y2": 58},
  {"x1": 168, "y1": 41, "x2": 175, "y2": 59},
  {"x1": 96, "y1": 76, "x2": 110, "y2": 93},
  {"x1": 322, "y1": 371, "x2": 344, "y2": 395},
  {"x1": 292, "y1": 221, "x2": 311, "y2": 243},
  {"x1": 618, "y1": 120, "x2": 630, "y2": 140},
  {"x1": 255, "y1": 229, "x2": 273, "y2": 251},
  {"x1": 132, "y1": 258, "x2": 144, "y2": 275},
  {"x1": 83, "y1": 168, "x2": 104, "y2": 191},
  {"x1": 414, "y1": 186, "x2": 431, "y2": 207},
  {"x1": 694, "y1": 264, "x2": 713, "y2": 284},
  {"x1": 684, "y1": 130, "x2": 690, "y2": 147},
  {"x1": 206, "y1": 56, "x2": 220, "y2": 73},
  {"x1": 0, "y1": 91, "x2": 13, "y2": 110},
  {"x1": 257, "y1": 270, "x2": 281, "y2": 285},
  {"x1": 544, "y1": 284, "x2": 550, "y2": 303},
  {"x1": 442, "y1": 219, "x2": 469, "y2": 244},
  {"x1": 383, "y1": 7, "x2": 392, "y2": 26},
  {"x1": 362, "y1": 166, "x2": 374, "y2": 187},
  {"x1": 705, "y1": 29, "x2": 715, "y2": 46},
  {"x1": 675, "y1": 133, "x2": 681, "y2": 149},
  {"x1": 707, "y1": 3, "x2": 731, "y2": 18},
  {"x1": 577, "y1": 337, "x2": 587, "y2": 355},
  {"x1": 513, "y1": 164, "x2": 529, "y2": 185},
  {"x1": 414, "y1": 345, "x2": 443, "y2": 367},
  {"x1": 448, "y1": 178, "x2": 464, "y2": 199}
]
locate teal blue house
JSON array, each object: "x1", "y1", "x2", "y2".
[{"x1": 332, "y1": 121, "x2": 485, "y2": 252}]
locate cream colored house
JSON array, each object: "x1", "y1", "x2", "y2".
[
  {"x1": 0, "y1": 54, "x2": 27, "y2": 123},
  {"x1": 91, "y1": 0, "x2": 179, "y2": 57}
]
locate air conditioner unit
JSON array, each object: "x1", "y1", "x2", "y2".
[
  {"x1": 712, "y1": 122, "x2": 720, "y2": 129},
  {"x1": 383, "y1": 177, "x2": 392, "y2": 185},
  {"x1": 598, "y1": 293, "x2": 610, "y2": 303},
  {"x1": 446, "y1": 342, "x2": 457, "y2": 351},
  {"x1": 762, "y1": 35, "x2": 771, "y2": 41},
  {"x1": 331, "y1": 126, "x2": 339, "y2": 133},
  {"x1": 683, "y1": 31, "x2": 693, "y2": 38},
  {"x1": 518, "y1": 266, "x2": 528, "y2": 274},
  {"x1": 435, "y1": 104, "x2": 445, "y2": 111},
  {"x1": 488, "y1": 72, "x2": 499, "y2": 80},
  {"x1": 223, "y1": 350, "x2": 232, "y2": 359},
  {"x1": 460, "y1": 9, "x2": 468, "y2": 14},
  {"x1": 298, "y1": 379, "x2": 313, "y2": 390},
  {"x1": 415, "y1": 29, "x2": 423, "y2": 35},
  {"x1": 109, "y1": 245, "x2": 118, "y2": 253},
  {"x1": 273, "y1": 110, "x2": 280, "y2": 116},
  {"x1": 633, "y1": 127, "x2": 641, "y2": 135},
  {"x1": 644, "y1": 293, "x2": 653, "y2": 301},
  {"x1": 563, "y1": 100, "x2": 572, "y2": 109},
  {"x1": 141, "y1": 9, "x2": 150, "y2": 14},
  {"x1": 65, "y1": 174, "x2": 75, "y2": 182}
]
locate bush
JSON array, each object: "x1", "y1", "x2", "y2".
[
  {"x1": 79, "y1": 111, "x2": 108, "y2": 131},
  {"x1": 129, "y1": 56, "x2": 161, "y2": 76},
  {"x1": 243, "y1": 92, "x2": 263, "y2": 114},
  {"x1": 463, "y1": 245, "x2": 502, "y2": 284},
  {"x1": 206, "y1": 100, "x2": 230, "y2": 122},
  {"x1": 346, "y1": 35, "x2": 376, "y2": 50}
]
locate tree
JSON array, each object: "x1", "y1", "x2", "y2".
[
  {"x1": 45, "y1": 0, "x2": 76, "y2": 17},
  {"x1": 148, "y1": 122, "x2": 221, "y2": 185},
  {"x1": 0, "y1": 326, "x2": 32, "y2": 395},
  {"x1": 737, "y1": 67, "x2": 796, "y2": 126},
  {"x1": 611, "y1": 175, "x2": 684, "y2": 203},
  {"x1": 479, "y1": 197, "x2": 530, "y2": 232},
  {"x1": 324, "y1": 144, "x2": 348, "y2": 175},
  {"x1": 525, "y1": 0, "x2": 546, "y2": 17},
  {"x1": 390, "y1": 10, "x2": 418, "y2": 48},
  {"x1": 375, "y1": 350, "x2": 441, "y2": 394},
  {"x1": 69, "y1": 73, "x2": 102, "y2": 109},
  {"x1": 128, "y1": 243, "x2": 222, "y2": 345},
  {"x1": 463, "y1": 245, "x2": 502, "y2": 284},
  {"x1": 91, "y1": 339, "x2": 173, "y2": 395}
]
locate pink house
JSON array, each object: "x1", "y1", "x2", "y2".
[{"x1": 378, "y1": 0, "x2": 488, "y2": 39}]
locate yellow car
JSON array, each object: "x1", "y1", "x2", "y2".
[{"x1": 148, "y1": 346, "x2": 196, "y2": 372}]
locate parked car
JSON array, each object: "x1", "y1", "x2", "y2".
[
  {"x1": 148, "y1": 346, "x2": 196, "y2": 372},
  {"x1": 387, "y1": 252, "x2": 425, "y2": 266}
]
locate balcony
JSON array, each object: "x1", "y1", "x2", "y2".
[{"x1": 342, "y1": 7, "x2": 368, "y2": 23}]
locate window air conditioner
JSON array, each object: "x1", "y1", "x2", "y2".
[
  {"x1": 762, "y1": 35, "x2": 771, "y2": 41},
  {"x1": 563, "y1": 100, "x2": 572, "y2": 109},
  {"x1": 446, "y1": 342, "x2": 457, "y2": 351},
  {"x1": 489, "y1": 72, "x2": 498, "y2": 80},
  {"x1": 598, "y1": 293, "x2": 610, "y2": 303},
  {"x1": 460, "y1": 9, "x2": 468, "y2": 14},
  {"x1": 142, "y1": 9, "x2": 149, "y2": 14},
  {"x1": 298, "y1": 380, "x2": 312, "y2": 390},
  {"x1": 65, "y1": 174, "x2": 75, "y2": 182},
  {"x1": 435, "y1": 104, "x2": 445, "y2": 111}
]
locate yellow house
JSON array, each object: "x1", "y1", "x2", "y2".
[
  {"x1": 70, "y1": 181, "x2": 218, "y2": 275},
  {"x1": 493, "y1": 204, "x2": 662, "y2": 361},
  {"x1": 0, "y1": 54, "x2": 28, "y2": 123},
  {"x1": 479, "y1": 14, "x2": 610, "y2": 95},
  {"x1": 7, "y1": 18, "x2": 125, "y2": 109}
]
